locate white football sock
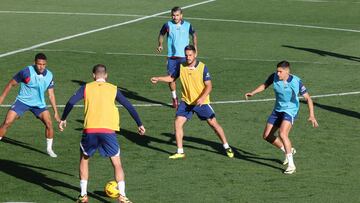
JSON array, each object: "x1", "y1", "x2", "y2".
[
  {"x1": 46, "y1": 138, "x2": 53, "y2": 150},
  {"x1": 177, "y1": 148, "x2": 184, "y2": 154},
  {"x1": 286, "y1": 153, "x2": 295, "y2": 167},
  {"x1": 280, "y1": 146, "x2": 285, "y2": 152},
  {"x1": 223, "y1": 143, "x2": 230, "y2": 149},
  {"x1": 0, "y1": 137, "x2": 3, "y2": 140},
  {"x1": 80, "y1": 180, "x2": 88, "y2": 196},
  {"x1": 118, "y1": 181, "x2": 126, "y2": 196},
  {"x1": 171, "y1": 91, "x2": 177, "y2": 99}
]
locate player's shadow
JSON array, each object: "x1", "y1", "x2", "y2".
[
  {"x1": 2, "y1": 137, "x2": 49, "y2": 156},
  {"x1": 70, "y1": 80, "x2": 172, "y2": 108},
  {"x1": 118, "y1": 128, "x2": 172, "y2": 154},
  {"x1": 300, "y1": 100, "x2": 360, "y2": 119},
  {"x1": 162, "y1": 133, "x2": 283, "y2": 171},
  {"x1": 0, "y1": 159, "x2": 111, "y2": 202},
  {"x1": 118, "y1": 86, "x2": 172, "y2": 108},
  {"x1": 282, "y1": 45, "x2": 360, "y2": 62}
]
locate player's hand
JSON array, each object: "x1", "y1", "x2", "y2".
[
  {"x1": 138, "y1": 125, "x2": 146, "y2": 135},
  {"x1": 245, "y1": 92, "x2": 254, "y2": 100},
  {"x1": 150, "y1": 77, "x2": 159, "y2": 84},
  {"x1": 196, "y1": 97, "x2": 205, "y2": 106},
  {"x1": 58, "y1": 120, "x2": 67, "y2": 132},
  {"x1": 54, "y1": 112, "x2": 61, "y2": 123},
  {"x1": 157, "y1": 46, "x2": 163, "y2": 53},
  {"x1": 308, "y1": 116, "x2": 319, "y2": 128}
]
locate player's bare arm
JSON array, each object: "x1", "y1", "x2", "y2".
[
  {"x1": 0, "y1": 79, "x2": 18, "y2": 104},
  {"x1": 48, "y1": 88, "x2": 60, "y2": 122},
  {"x1": 197, "y1": 80, "x2": 212, "y2": 106},
  {"x1": 192, "y1": 32, "x2": 198, "y2": 54},
  {"x1": 302, "y1": 92, "x2": 319, "y2": 128},
  {"x1": 151, "y1": 75, "x2": 175, "y2": 84},
  {"x1": 157, "y1": 34, "x2": 164, "y2": 53},
  {"x1": 245, "y1": 84, "x2": 267, "y2": 100}
]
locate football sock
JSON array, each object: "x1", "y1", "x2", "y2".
[
  {"x1": 118, "y1": 181, "x2": 126, "y2": 196},
  {"x1": 171, "y1": 91, "x2": 177, "y2": 99},
  {"x1": 280, "y1": 146, "x2": 285, "y2": 152},
  {"x1": 223, "y1": 143, "x2": 230, "y2": 149},
  {"x1": 286, "y1": 153, "x2": 295, "y2": 167},
  {"x1": 0, "y1": 137, "x2": 2, "y2": 140},
  {"x1": 177, "y1": 148, "x2": 184, "y2": 154},
  {"x1": 46, "y1": 138, "x2": 53, "y2": 150},
  {"x1": 80, "y1": 180, "x2": 88, "y2": 196}
]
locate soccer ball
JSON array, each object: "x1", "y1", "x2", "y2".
[{"x1": 105, "y1": 181, "x2": 120, "y2": 198}]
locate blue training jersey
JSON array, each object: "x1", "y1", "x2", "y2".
[
  {"x1": 265, "y1": 73, "x2": 307, "y2": 117},
  {"x1": 13, "y1": 65, "x2": 54, "y2": 108},
  {"x1": 160, "y1": 20, "x2": 195, "y2": 57}
]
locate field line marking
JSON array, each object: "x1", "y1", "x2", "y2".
[
  {"x1": 0, "y1": 0, "x2": 216, "y2": 58},
  {"x1": 1, "y1": 10, "x2": 359, "y2": 33},
  {"x1": 0, "y1": 91, "x2": 359, "y2": 108}
]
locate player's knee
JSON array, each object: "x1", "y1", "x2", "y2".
[{"x1": 2, "y1": 120, "x2": 14, "y2": 128}]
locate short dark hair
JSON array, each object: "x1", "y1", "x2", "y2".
[
  {"x1": 171, "y1": 6, "x2": 182, "y2": 14},
  {"x1": 184, "y1": 45, "x2": 196, "y2": 53},
  {"x1": 92, "y1": 64, "x2": 107, "y2": 74},
  {"x1": 35, "y1": 53, "x2": 47, "y2": 61},
  {"x1": 277, "y1": 60, "x2": 290, "y2": 69}
]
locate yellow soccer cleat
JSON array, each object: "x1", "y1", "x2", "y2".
[
  {"x1": 76, "y1": 194, "x2": 88, "y2": 203},
  {"x1": 118, "y1": 195, "x2": 132, "y2": 203},
  {"x1": 169, "y1": 153, "x2": 186, "y2": 159},
  {"x1": 226, "y1": 148, "x2": 234, "y2": 158},
  {"x1": 284, "y1": 165, "x2": 296, "y2": 175}
]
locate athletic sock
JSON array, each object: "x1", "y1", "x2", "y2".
[
  {"x1": 223, "y1": 143, "x2": 230, "y2": 149},
  {"x1": 80, "y1": 180, "x2": 88, "y2": 196},
  {"x1": 171, "y1": 91, "x2": 177, "y2": 99},
  {"x1": 46, "y1": 138, "x2": 53, "y2": 151},
  {"x1": 0, "y1": 137, "x2": 2, "y2": 140},
  {"x1": 286, "y1": 153, "x2": 295, "y2": 167},
  {"x1": 177, "y1": 148, "x2": 184, "y2": 154},
  {"x1": 118, "y1": 181, "x2": 126, "y2": 196},
  {"x1": 280, "y1": 146, "x2": 285, "y2": 152}
]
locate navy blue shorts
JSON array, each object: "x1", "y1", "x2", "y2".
[
  {"x1": 176, "y1": 101, "x2": 216, "y2": 120},
  {"x1": 267, "y1": 110, "x2": 297, "y2": 127},
  {"x1": 10, "y1": 99, "x2": 47, "y2": 118},
  {"x1": 80, "y1": 133, "x2": 120, "y2": 157},
  {"x1": 167, "y1": 57, "x2": 186, "y2": 75}
]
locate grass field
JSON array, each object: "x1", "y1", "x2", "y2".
[{"x1": 0, "y1": 0, "x2": 359, "y2": 202}]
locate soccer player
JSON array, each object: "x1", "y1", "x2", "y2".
[
  {"x1": 157, "y1": 6, "x2": 198, "y2": 109},
  {"x1": 151, "y1": 45, "x2": 234, "y2": 159},
  {"x1": 245, "y1": 61, "x2": 319, "y2": 174},
  {"x1": 0, "y1": 53, "x2": 60, "y2": 157},
  {"x1": 58, "y1": 64, "x2": 145, "y2": 203}
]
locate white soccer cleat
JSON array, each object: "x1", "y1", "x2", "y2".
[
  {"x1": 284, "y1": 165, "x2": 296, "y2": 174},
  {"x1": 47, "y1": 149, "x2": 58, "y2": 158},
  {"x1": 282, "y1": 148, "x2": 296, "y2": 165}
]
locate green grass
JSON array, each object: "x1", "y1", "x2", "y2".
[{"x1": 0, "y1": 0, "x2": 359, "y2": 202}]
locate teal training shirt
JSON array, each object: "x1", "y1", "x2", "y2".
[{"x1": 15, "y1": 66, "x2": 54, "y2": 108}]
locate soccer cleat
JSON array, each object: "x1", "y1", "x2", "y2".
[
  {"x1": 172, "y1": 98, "x2": 179, "y2": 109},
  {"x1": 225, "y1": 148, "x2": 234, "y2": 158},
  {"x1": 47, "y1": 149, "x2": 58, "y2": 158},
  {"x1": 169, "y1": 153, "x2": 185, "y2": 159},
  {"x1": 284, "y1": 165, "x2": 296, "y2": 174},
  {"x1": 76, "y1": 194, "x2": 88, "y2": 203},
  {"x1": 118, "y1": 195, "x2": 132, "y2": 203},
  {"x1": 282, "y1": 148, "x2": 296, "y2": 165}
]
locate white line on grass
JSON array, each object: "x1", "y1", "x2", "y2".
[
  {"x1": 1, "y1": 10, "x2": 359, "y2": 33},
  {"x1": 0, "y1": 91, "x2": 359, "y2": 108},
  {"x1": 32, "y1": 48, "x2": 360, "y2": 66},
  {"x1": 0, "y1": 0, "x2": 216, "y2": 58}
]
